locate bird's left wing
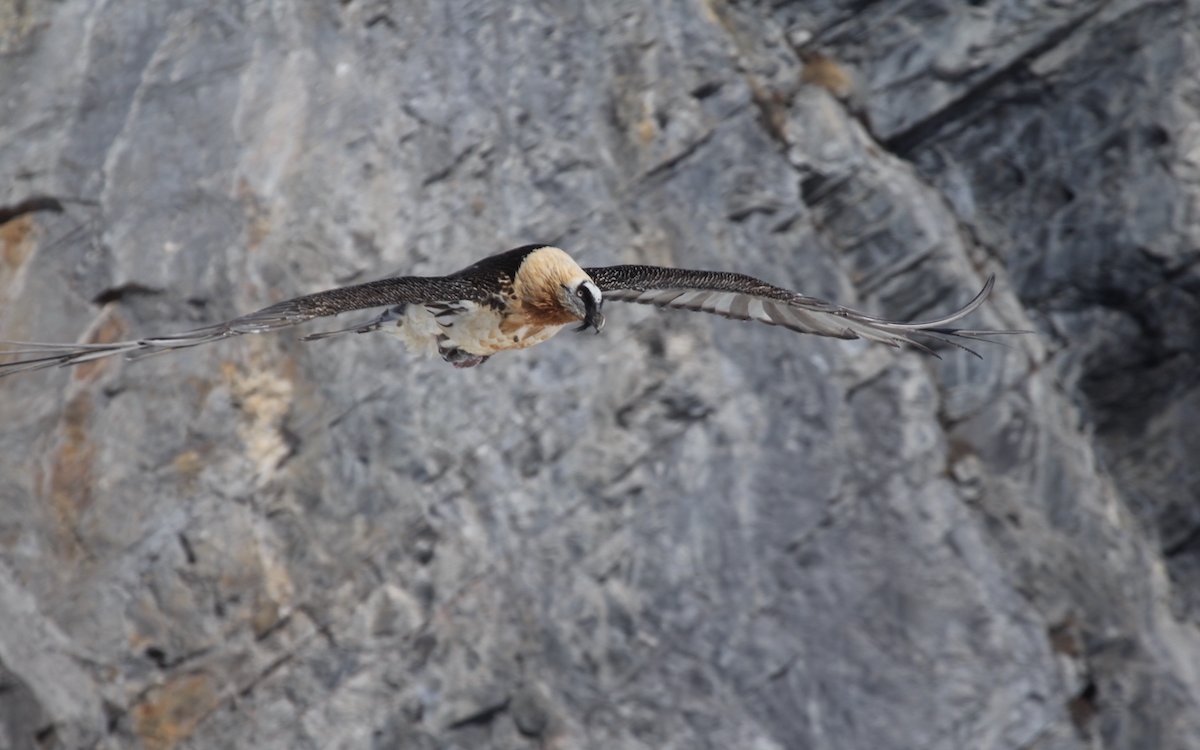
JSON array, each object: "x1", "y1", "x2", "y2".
[
  {"x1": 0, "y1": 275, "x2": 485, "y2": 377},
  {"x1": 583, "y1": 265, "x2": 1024, "y2": 357}
]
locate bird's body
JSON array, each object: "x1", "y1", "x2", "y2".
[
  {"x1": 371, "y1": 299, "x2": 568, "y2": 368},
  {"x1": 298, "y1": 245, "x2": 598, "y2": 368},
  {"x1": 0, "y1": 244, "x2": 1021, "y2": 376}
]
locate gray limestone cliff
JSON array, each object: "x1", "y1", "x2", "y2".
[{"x1": 1, "y1": 1, "x2": 1198, "y2": 748}]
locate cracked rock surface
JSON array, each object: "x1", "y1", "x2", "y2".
[{"x1": 1, "y1": 1, "x2": 1198, "y2": 748}]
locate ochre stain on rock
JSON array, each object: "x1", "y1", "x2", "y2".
[
  {"x1": 251, "y1": 593, "x2": 283, "y2": 639},
  {"x1": 801, "y1": 52, "x2": 856, "y2": 100},
  {"x1": 237, "y1": 178, "x2": 272, "y2": 252},
  {"x1": 0, "y1": 213, "x2": 36, "y2": 269},
  {"x1": 132, "y1": 672, "x2": 220, "y2": 750},
  {"x1": 636, "y1": 116, "x2": 657, "y2": 145},
  {"x1": 72, "y1": 313, "x2": 128, "y2": 383},
  {"x1": 0, "y1": 1, "x2": 46, "y2": 53},
  {"x1": 222, "y1": 361, "x2": 295, "y2": 481},
  {"x1": 172, "y1": 449, "x2": 206, "y2": 479},
  {"x1": 48, "y1": 391, "x2": 95, "y2": 559}
]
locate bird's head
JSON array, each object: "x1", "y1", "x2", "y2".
[
  {"x1": 514, "y1": 246, "x2": 605, "y2": 333},
  {"x1": 562, "y1": 277, "x2": 604, "y2": 333}
]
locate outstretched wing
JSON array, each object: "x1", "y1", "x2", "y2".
[
  {"x1": 0, "y1": 275, "x2": 484, "y2": 377},
  {"x1": 583, "y1": 265, "x2": 1023, "y2": 357}
]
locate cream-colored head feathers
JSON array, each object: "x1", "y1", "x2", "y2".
[{"x1": 512, "y1": 246, "x2": 598, "y2": 324}]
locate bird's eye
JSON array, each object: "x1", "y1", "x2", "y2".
[{"x1": 576, "y1": 287, "x2": 587, "y2": 298}]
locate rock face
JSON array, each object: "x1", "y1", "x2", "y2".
[{"x1": 1, "y1": 1, "x2": 1197, "y2": 748}]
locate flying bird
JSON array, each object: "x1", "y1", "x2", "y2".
[{"x1": 0, "y1": 245, "x2": 1018, "y2": 376}]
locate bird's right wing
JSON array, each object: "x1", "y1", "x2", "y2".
[
  {"x1": 584, "y1": 265, "x2": 1025, "y2": 358},
  {"x1": 0, "y1": 275, "x2": 485, "y2": 377}
]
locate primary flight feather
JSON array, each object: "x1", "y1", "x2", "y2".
[{"x1": 0, "y1": 245, "x2": 1021, "y2": 376}]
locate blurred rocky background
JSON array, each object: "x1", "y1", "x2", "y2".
[{"x1": 1, "y1": 0, "x2": 1198, "y2": 748}]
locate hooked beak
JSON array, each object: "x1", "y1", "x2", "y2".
[
  {"x1": 575, "y1": 308, "x2": 604, "y2": 334},
  {"x1": 575, "y1": 292, "x2": 605, "y2": 334}
]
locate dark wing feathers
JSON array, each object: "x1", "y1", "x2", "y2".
[
  {"x1": 584, "y1": 265, "x2": 1022, "y2": 358},
  {"x1": 0, "y1": 275, "x2": 483, "y2": 377},
  {"x1": 222, "y1": 275, "x2": 487, "y2": 330}
]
